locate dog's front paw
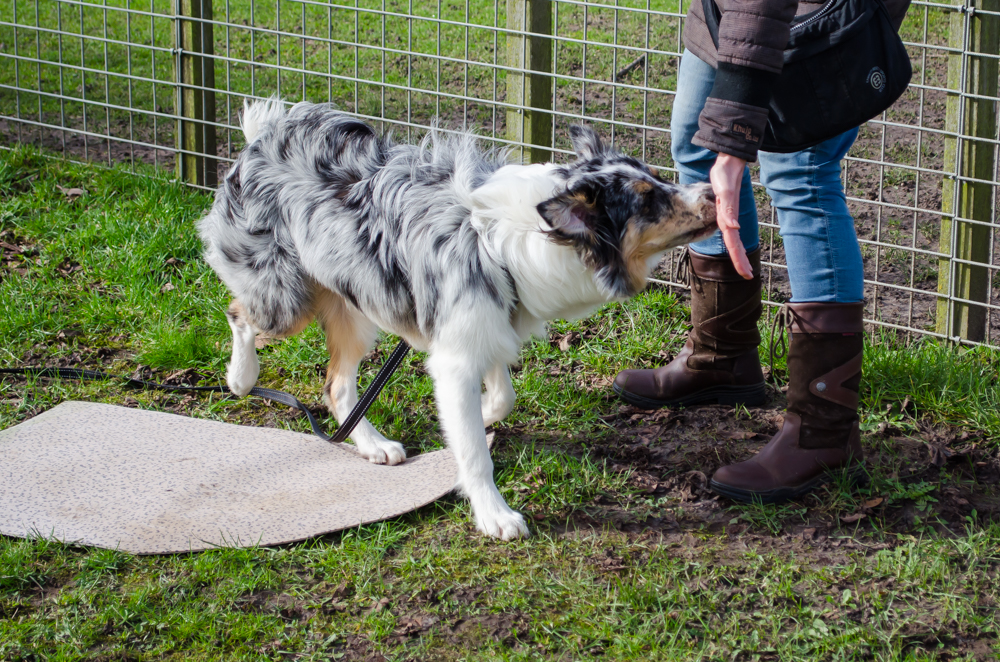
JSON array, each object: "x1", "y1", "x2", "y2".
[
  {"x1": 226, "y1": 359, "x2": 259, "y2": 397},
  {"x1": 476, "y1": 507, "x2": 530, "y2": 540},
  {"x1": 359, "y1": 439, "x2": 407, "y2": 466}
]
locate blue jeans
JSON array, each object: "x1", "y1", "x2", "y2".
[{"x1": 671, "y1": 50, "x2": 864, "y2": 303}]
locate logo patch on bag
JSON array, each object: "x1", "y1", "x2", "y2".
[
  {"x1": 731, "y1": 122, "x2": 760, "y2": 144},
  {"x1": 867, "y1": 67, "x2": 886, "y2": 92}
]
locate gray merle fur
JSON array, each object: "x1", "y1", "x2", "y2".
[{"x1": 200, "y1": 103, "x2": 514, "y2": 338}]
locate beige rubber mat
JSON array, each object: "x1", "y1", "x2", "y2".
[{"x1": 0, "y1": 401, "x2": 458, "y2": 554}]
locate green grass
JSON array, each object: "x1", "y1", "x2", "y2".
[
  {"x1": 3, "y1": 148, "x2": 1000, "y2": 660},
  {"x1": 863, "y1": 333, "x2": 1000, "y2": 438},
  {"x1": 0, "y1": 0, "x2": 689, "y2": 165}
]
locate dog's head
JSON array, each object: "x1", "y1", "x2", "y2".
[{"x1": 537, "y1": 126, "x2": 718, "y2": 298}]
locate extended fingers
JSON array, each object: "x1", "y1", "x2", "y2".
[{"x1": 722, "y1": 226, "x2": 754, "y2": 280}]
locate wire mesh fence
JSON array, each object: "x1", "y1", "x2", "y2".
[{"x1": 2, "y1": 0, "x2": 1000, "y2": 345}]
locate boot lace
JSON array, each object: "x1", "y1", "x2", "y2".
[
  {"x1": 673, "y1": 248, "x2": 691, "y2": 285},
  {"x1": 767, "y1": 303, "x2": 797, "y2": 382}
]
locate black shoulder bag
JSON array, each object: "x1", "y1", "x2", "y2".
[{"x1": 703, "y1": 0, "x2": 912, "y2": 153}]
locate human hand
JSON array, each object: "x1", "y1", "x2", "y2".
[{"x1": 709, "y1": 153, "x2": 754, "y2": 280}]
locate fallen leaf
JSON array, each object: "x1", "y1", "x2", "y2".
[
  {"x1": 329, "y1": 581, "x2": 351, "y2": 599},
  {"x1": 862, "y1": 497, "x2": 884, "y2": 508},
  {"x1": 581, "y1": 374, "x2": 613, "y2": 390},
  {"x1": 558, "y1": 331, "x2": 581, "y2": 352},
  {"x1": 161, "y1": 282, "x2": 175, "y2": 293},
  {"x1": 369, "y1": 597, "x2": 390, "y2": 614},
  {"x1": 926, "y1": 443, "x2": 951, "y2": 467},
  {"x1": 321, "y1": 600, "x2": 348, "y2": 613},
  {"x1": 394, "y1": 614, "x2": 439, "y2": 636},
  {"x1": 56, "y1": 258, "x2": 82, "y2": 277},
  {"x1": 56, "y1": 185, "x2": 86, "y2": 199},
  {"x1": 163, "y1": 368, "x2": 206, "y2": 386},
  {"x1": 840, "y1": 513, "x2": 866, "y2": 524},
  {"x1": 130, "y1": 365, "x2": 153, "y2": 381}
]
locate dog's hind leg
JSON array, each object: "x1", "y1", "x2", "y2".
[
  {"x1": 317, "y1": 290, "x2": 406, "y2": 466},
  {"x1": 427, "y1": 349, "x2": 529, "y2": 540},
  {"x1": 226, "y1": 300, "x2": 260, "y2": 397},
  {"x1": 481, "y1": 363, "x2": 515, "y2": 428}
]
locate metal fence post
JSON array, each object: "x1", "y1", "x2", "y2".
[
  {"x1": 175, "y1": 0, "x2": 217, "y2": 187},
  {"x1": 506, "y1": 0, "x2": 552, "y2": 163},
  {"x1": 936, "y1": 0, "x2": 998, "y2": 342}
]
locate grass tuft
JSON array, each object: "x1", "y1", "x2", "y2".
[{"x1": 863, "y1": 333, "x2": 1000, "y2": 436}]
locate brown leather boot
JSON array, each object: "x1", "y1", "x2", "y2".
[
  {"x1": 710, "y1": 302, "x2": 868, "y2": 503},
  {"x1": 613, "y1": 248, "x2": 765, "y2": 408}
]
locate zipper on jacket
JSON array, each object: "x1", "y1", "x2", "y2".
[{"x1": 791, "y1": 0, "x2": 837, "y2": 32}]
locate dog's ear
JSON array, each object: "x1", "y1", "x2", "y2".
[
  {"x1": 536, "y1": 186, "x2": 599, "y2": 241},
  {"x1": 569, "y1": 125, "x2": 606, "y2": 161}
]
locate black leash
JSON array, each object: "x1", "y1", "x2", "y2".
[{"x1": 0, "y1": 340, "x2": 411, "y2": 444}]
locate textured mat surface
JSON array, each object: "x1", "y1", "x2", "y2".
[{"x1": 0, "y1": 401, "x2": 458, "y2": 554}]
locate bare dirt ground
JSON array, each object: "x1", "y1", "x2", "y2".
[{"x1": 563, "y1": 400, "x2": 1000, "y2": 539}]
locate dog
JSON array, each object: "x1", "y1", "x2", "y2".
[{"x1": 198, "y1": 99, "x2": 718, "y2": 539}]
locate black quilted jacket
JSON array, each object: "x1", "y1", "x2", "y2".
[{"x1": 683, "y1": 0, "x2": 912, "y2": 160}]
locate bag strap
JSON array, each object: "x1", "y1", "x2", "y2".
[
  {"x1": 703, "y1": 0, "x2": 722, "y2": 49},
  {"x1": 0, "y1": 340, "x2": 411, "y2": 444}
]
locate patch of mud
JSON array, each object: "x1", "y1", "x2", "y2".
[
  {"x1": 294, "y1": 584, "x2": 531, "y2": 662},
  {"x1": 235, "y1": 589, "x2": 314, "y2": 622},
  {"x1": 0, "y1": 118, "x2": 178, "y2": 176},
  {"x1": 532, "y1": 401, "x2": 1000, "y2": 546},
  {"x1": 0, "y1": 229, "x2": 39, "y2": 283},
  {"x1": 379, "y1": 587, "x2": 530, "y2": 660}
]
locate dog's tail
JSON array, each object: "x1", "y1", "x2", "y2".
[{"x1": 241, "y1": 96, "x2": 286, "y2": 143}]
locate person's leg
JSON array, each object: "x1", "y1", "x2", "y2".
[
  {"x1": 711, "y1": 129, "x2": 867, "y2": 503},
  {"x1": 613, "y1": 50, "x2": 765, "y2": 408},
  {"x1": 757, "y1": 128, "x2": 863, "y2": 303}
]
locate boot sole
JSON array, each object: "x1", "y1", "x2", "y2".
[
  {"x1": 709, "y1": 462, "x2": 869, "y2": 504},
  {"x1": 612, "y1": 381, "x2": 767, "y2": 409}
]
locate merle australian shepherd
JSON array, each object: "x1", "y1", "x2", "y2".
[{"x1": 198, "y1": 99, "x2": 717, "y2": 539}]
